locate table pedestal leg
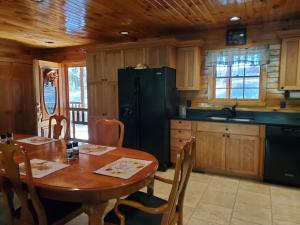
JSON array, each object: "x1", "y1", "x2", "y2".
[{"x1": 83, "y1": 201, "x2": 108, "y2": 225}]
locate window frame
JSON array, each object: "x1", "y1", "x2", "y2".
[{"x1": 208, "y1": 64, "x2": 267, "y2": 106}]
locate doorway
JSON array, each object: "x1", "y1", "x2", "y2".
[{"x1": 67, "y1": 65, "x2": 88, "y2": 141}]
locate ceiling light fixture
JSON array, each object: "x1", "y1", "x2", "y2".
[
  {"x1": 31, "y1": 0, "x2": 44, "y2": 2},
  {"x1": 45, "y1": 41, "x2": 54, "y2": 44},
  {"x1": 229, "y1": 16, "x2": 241, "y2": 22},
  {"x1": 120, "y1": 31, "x2": 129, "y2": 35}
]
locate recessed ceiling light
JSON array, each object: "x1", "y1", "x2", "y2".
[
  {"x1": 229, "y1": 16, "x2": 241, "y2": 22},
  {"x1": 45, "y1": 41, "x2": 54, "y2": 44},
  {"x1": 120, "y1": 31, "x2": 129, "y2": 35},
  {"x1": 31, "y1": 0, "x2": 44, "y2": 2}
]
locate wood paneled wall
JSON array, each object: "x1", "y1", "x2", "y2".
[
  {"x1": 0, "y1": 39, "x2": 37, "y2": 134},
  {"x1": 39, "y1": 47, "x2": 86, "y2": 63},
  {"x1": 179, "y1": 21, "x2": 300, "y2": 111}
]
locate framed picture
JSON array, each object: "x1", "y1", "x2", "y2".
[{"x1": 226, "y1": 28, "x2": 247, "y2": 45}]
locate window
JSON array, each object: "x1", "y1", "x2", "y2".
[
  {"x1": 67, "y1": 66, "x2": 88, "y2": 142},
  {"x1": 215, "y1": 63, "x2": 261, "y2": 100},
  {"x1": 207, "y1": 46, "x2": 269, "y2": 103}
]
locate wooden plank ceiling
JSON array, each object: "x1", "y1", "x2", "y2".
[{"x1": 0, "y1": 0, "x2": 300, "y2": 48}]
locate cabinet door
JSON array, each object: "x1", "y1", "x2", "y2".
[
  {"x1": 86, "y1": 52, "x2": 106, "y2": 82},
  {"x1": 101, "y1": 82, "x2": 117, "y2": 119},
  {"x1": 123, "y1": 48, "x2": 145, "y2": 67},
  {"x1": 196, "y1": 131, "x2": 226, "y2": 170},
  {"x1": 145, "y1": 46, "x2": 168, "y2": 68},
  {"x1": 104, "y1": 50, "x2": 123, "y2": 82},
  {"x1": 176, "y1": 46, "x2": 200, "y2": 90},
  {"x1": 280, "y1": 38, "x2": 300, "y2": 90},
  {"x1": 226, "y1": 134, "x2": 260, "y2": 176}
]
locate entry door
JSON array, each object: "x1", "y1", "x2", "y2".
[{"x1": 33, "y1": 60, "x2": 64, "y2": 137}]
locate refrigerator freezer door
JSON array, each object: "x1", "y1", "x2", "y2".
[
  {"x1": 138, "y1": 68, "x2": 169, "y2": 169},
  {"x1": 118, "y1": 69, "x2": 139, "y2": 149}
]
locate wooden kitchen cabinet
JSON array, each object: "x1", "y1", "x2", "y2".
[
  {"x1": 123, "y1": 48, "x2": 145, "y2": 67},
  {"x1": 196, "y1": 121, "x2": 265, "y2": 178},
  {"x1": 280, "y1": 37, "x2": 300, "y2": 90},
  {"x1": 196, "y1": 131, "x2": 226, "y2": 170},
  {"x1": 176, "y1": 46, "x2": 200, "y2": 90},
  {"x1": 144, "y1": 46, "x2": 176, "y2": 68},
  {"x1": 87, "y1": 50, "x2": 122, "y2": 82},
  {"x1": 225, "y1": 134, "x2": 260, "y2": 176},
  {"x1": 170, "y1": 120, "x2": 192, "y2": 163}
]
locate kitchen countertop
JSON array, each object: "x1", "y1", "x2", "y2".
[{"x1": 172, "y1": 109, "x2": 300, "y2": 127}]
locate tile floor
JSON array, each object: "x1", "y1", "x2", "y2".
[
  {"x1": 1, "y1": 169, "x2": 299, "y2": 225},
  {"x1": 65, "y1": 169, "x2": 300, "y2": 225}
]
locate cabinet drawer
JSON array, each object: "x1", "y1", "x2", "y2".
[
  {"x1": 171, "y1": 120, "x2": 192, "y2": 130},
  {"x1": 170, "y1": 138, "x2": 188, "y2": 148},
  {"x1": 171, "y1": 129, "x2": 192, "y2": 139},
  {"x1": 170, "y1": 149, "x2": 178, "y2": 163},
  {"x1": 197, "y1": 121, "x2": 260, "y2": 136}
]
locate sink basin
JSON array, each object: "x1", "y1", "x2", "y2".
[
  {"x1": 207, "y1": 116, "x2": 254, "y2": 122},
  {"x1": 229, "y1": 118, "x2": 254, "y2": 122},
  {"x1": 207, "y1": 116, "x2": 228, "y2": 121}
]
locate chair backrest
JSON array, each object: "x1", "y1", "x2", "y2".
[
  {"x1": 48, "y1": 115, "x2": 70, "y2": 140},
  {"x1": 94, "y1": 119, "x2": 124, "y2": 147},
  {"x1": 162, "y1": 137, "x2": 195, "y2": 225},
  {"x1": 0, "y1": 144, "x2": 47, "y2": 225}
]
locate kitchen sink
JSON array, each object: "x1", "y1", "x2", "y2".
[
  {"x1": 229, "y1": 117, "x2": 254, "y2": 122},
  {"x1": 207, "y1": 116, "x2": 228, "y2": 121},
  {"x1": 207, "y1": 116, "x2": 254, "y2": 122}
]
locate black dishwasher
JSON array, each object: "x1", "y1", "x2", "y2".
[{"x1": 264, "y1": 125, "x2": 300, "y2": 187}]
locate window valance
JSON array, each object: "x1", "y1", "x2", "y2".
[{"x1": 206, "y1": 45, "x2": 270, "y2": 66}]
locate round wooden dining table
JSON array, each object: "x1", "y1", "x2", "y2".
[{"x1": 7, "y1": 134, "x2": 159, "y2": 225}]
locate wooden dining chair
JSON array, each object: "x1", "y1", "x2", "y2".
[
  {"x1": 0, "y1": 144, "x2": 82, "y2": 225},
  {"x1": 94, "y1": 119, "x2": 124, "y2": 147},
  {"x1": 48, "y1": 114, "x2": 70, "y2": 140},
  {"x1": 104, "y1": 136, "x2": 196, "y2": 225}
]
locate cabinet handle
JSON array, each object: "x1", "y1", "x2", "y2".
[
  {"x1": 222, "y1": 134, "x2": 225, "y2": 137},
  {"x1": 179, "y1": 139, "x2": 182, "y2": 142},
  {"x1": 179, "y1": 121, "x2": 182, "y2": 123},
  {"x1": 225, "y1": 128, "x2": 228, "y2": 131},
  {"x1": 227, "y1": 134, "x2": 230, "y2": 138},
  {"x1": 178, "y1": 130, "x2": 181, "y2": 133},
  {"x1": 102, "y1": 113, "x2": 107, "y2": 116},
  {"x1": 281, "y1": 86, "x2": 284, "y2": 90}
]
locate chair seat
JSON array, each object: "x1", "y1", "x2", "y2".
[
  {"x1": 104, "y1": 191, "x2": 167, "y2": 225},
  {"x1": 16, "y1": 197, "x2": 82, "y2": 225}
]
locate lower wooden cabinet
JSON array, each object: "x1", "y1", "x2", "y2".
[
  {"x1": 225, "y1": 134, "x2": 260, "y2": 176},
  {"x1": 195, "y1": 122, "x2": 265, "y2": 178},
  {"x1": 196, "y1": 132, "x2": 226, "y2": 170}
]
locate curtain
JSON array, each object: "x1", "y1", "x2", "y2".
[{"x1": 206, "y1": 45, "x2": 270, "y2": 66}]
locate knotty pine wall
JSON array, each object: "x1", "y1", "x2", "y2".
[
  {"x1": 179, "y1": 21, "x2": 300, "y2": 111},
  {"x1": 0, "y1": 39, "x2": 37, "y2": 134}
]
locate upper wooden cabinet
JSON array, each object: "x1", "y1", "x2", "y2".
[
  {"x1": 279, "y1": 38, "x2": 300, "y2": 90},
  {"x1": 176, "y1": 46, "x2": 201, "y2": 90},
  {"x1": 87, "y1": 50, "x2": 122, "y2": 82},
  {"x1": 144, "y1": 46, "x2": 176, "y2": 68},
  {"x1": 123, "y1": 48, "x2": 145, "y2": 68}
]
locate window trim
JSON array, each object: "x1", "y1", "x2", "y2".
[{"x1": 208, "y1": 65, "x2": 267, "y2": 106}]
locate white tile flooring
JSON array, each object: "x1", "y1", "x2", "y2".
[{"x1": 66, "y1": 169, "x2": 300, "y2": 225}]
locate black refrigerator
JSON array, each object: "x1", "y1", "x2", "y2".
[{"x1": 118, "y1": 67, "x2": 177, "y2": 170}]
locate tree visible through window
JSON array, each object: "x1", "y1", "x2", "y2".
[{"x1": 215, "y1": 63, "x2": 261, "y2": 100}]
